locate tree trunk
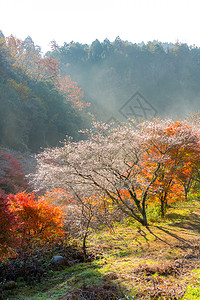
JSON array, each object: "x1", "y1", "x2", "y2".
[
  {"x1": 82, "y1": 231, "x2": 88, "y2": 261},
  {"x1": 161, "y1": 200, "x2": 165, "y2": 218},
  {"x1": 142, "y1": 208, "x2": 148, "y2": 226},
  {"x1": 82, "y1": 214, "x2": 93, "y2": 261},
  {"x1": 141, "y1": 217, "x2": 148, "y2": 226}
]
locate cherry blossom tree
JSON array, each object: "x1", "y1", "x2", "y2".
[{"x1": 31, "y1": 119, "x2": 200, "y2": 226}]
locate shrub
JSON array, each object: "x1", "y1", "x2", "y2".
[
  {"x1": 0, "y1": 191, "x2": 18, "y2": 260},
  {"x1": 0, "y1": 150, "x2": 29, "y2": 194},
  {"x1": 8, "y1": 192, "x2": 65, "y2": 253}
]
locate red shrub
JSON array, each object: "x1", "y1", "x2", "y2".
[
  {"x1": 8, "y1": 192, "x2": 65, "y2": 251},
  {"x1": 0, "y1": 190, "x2": 18, "y2": 259},
  {"x1": 0, "y1": 150, "x2": 29, "y2": 194}
]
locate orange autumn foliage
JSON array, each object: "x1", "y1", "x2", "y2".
[
  {"x1": 36, "y1": 57, "x2": 59, "y2": 81},
  {"x1": 55, "y1": 75, "x2": 90, "y2": 110},
  {"x1": 142, "y1": 121, "x2": 200, "y2": 213},
  {"x1": 0, "y1": 191, "x2": 18, "y2": 260},
  {"x1": 4, "y1": 35, "x2": 90, "y2": 110},
  {"x1": 118, "y1": 121, "x2": 200, "y2": 217},
  {"x1": 8, "y1": 192, "x2": 65, "y2": 248}
]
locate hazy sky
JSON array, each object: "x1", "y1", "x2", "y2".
[{"x1": 0, "y1": 0, "x2": 200, "y2": 53}]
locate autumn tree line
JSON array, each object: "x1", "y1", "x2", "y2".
[
  {"x1": 0, "y1": 32, "x2": 90, "y2": 152},
  {"x1": 1, "y1": 116, "x2": 200, "y2": 262}
]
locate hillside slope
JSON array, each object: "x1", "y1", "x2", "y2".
[{"x1": 4, "y1": 199, "x2": 200, "y2": 299}]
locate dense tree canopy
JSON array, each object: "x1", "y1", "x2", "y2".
[
  {"x1": 47, "y1": 38, "x2": 200, "y2": 121},
  {"x1": 2, "y1": 33, "x2": 200, "y2": 152},
  {"x1": 0, "y1": 34, "x2": 90, "y2": 152}
]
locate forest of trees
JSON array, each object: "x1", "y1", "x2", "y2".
[
  {"x1": 48, "y1": 37, "x2": 200, "y2": 121},
  {"x1": 0, "y1": 32, "x2": 90, "y2": 152},
  {"x1": 2, "y1": 32, "x2": 200, "y2": 152}
]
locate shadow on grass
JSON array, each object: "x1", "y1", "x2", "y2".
[
  {"x1": 146, "y1": 207, "x2": 200, "y2": 248},
  {"x1": 145, "y1": 226, "x2": 171, "y2": 246},
  {"x1": 3, "y1": 262, "x2": 130, "y2": 300},
  {"x1": 154, "y1": 225, "x2": 192, "y2": 247},
  {"x1": 167, "y1": 211, "x2": 200, "y2": 234}
]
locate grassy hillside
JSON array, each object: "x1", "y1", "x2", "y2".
[{"x1": 4, "y1": 199, "x2": 200, "y2": 299}]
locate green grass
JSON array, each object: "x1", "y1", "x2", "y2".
[
  {"x1": 4, "y1": 199, "x2": 200, "y2": 299},
  {"x1": 183, "y1": 269, "x2": 200, "y2": 300},
  {"x1": 184, "y1": 286, "x2": 200, "y2": 300},
  {"x1": 4, "y1": 263, "x2": 104, "y2": 299}
]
